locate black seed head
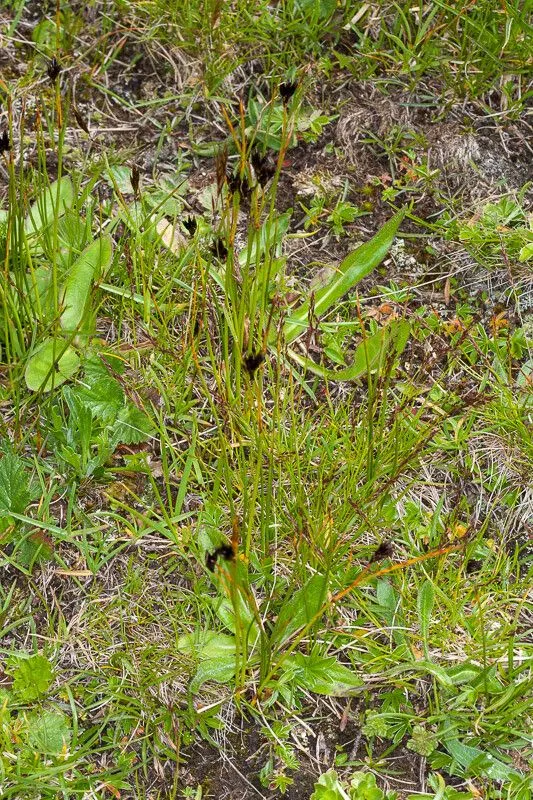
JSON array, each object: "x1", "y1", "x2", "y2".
[
  {"x1": 206, "y1": 543, "x2": 235, "y2": 572},
  {"x1": 211, "y1": 236, "x2": 228, "y2": 260},
  {"x1": 0, "y1": 131, "x2": 10, "y2": 154},
  {"x1": 279, "y1": 81, "x2": 298, "y2": 105},
  {"x1": 369, "y1": 540, "x2": 394, "y2": 563},
  {"x1": 226, "y1": 170, "x2": 251, "y2": 198},
  {"x1": 250, "y1": 149, "x2": 276, "y2": 185},
  {"x1": 47, "y1": 57, "x2": 61, "y2": 81},
  {"x1": 465, "y1": 558, "x2": 483, "y2": 574},
  {"x1": 183, "y1": 216, "x2": 197, "y2": 235},
  {"x1": 243, "y1": 351, "x2": 266, "y2": 376},
  {"x1": 205, "y1": 551, "x2": 217, "y2": 572}
]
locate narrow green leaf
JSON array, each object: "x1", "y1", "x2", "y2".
[
  {"x1": 24, "y1": 338, "x2": 80, "y2": 392},
  {"x1": 286, "y1": 318, "x2": 410, "y2": 381},
  {"x1": 239, "y1": 210, "x2": 291, "y2": 266},
  {"x1": 442, "y1": 721, "x2": 520, "y2": 781},
  {"x1": 417, "y1": 580, "x2": 435, "y2": 656},
  {"x1": 276, "y1": 210, "x2": 404, "y2": 344},
  {"x1": 60, "y1": 235, "x2": 113, "y2": 332}
]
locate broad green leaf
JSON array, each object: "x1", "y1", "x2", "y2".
[
  {"x1": 311, "y1": 770, "x2": 351, "y2": 800},
  {"x1": 417, "y1": 580, "x2": 435, "y2": 655},
  {"x1": 24, "y1": 177, "x2": 74, "y2": 237},
  {"x1": 112, "y1": 404, "x2": 154, "y2": 445},
  {"x1": 271, "y1": 573, "x2": 328, "y2": 645},
  {"x1": 69, "y1": 377, "x2": 124, "y2": 425},
  {"x1": 390, "y1": 660, "x2": 453, "y2": 687},
  {"x1": 26, "y1": 711, "x2": 71, "y2": 755},
  {"x1": 105, "y1": 165, "x2": 135, "y2": 194},
  {"x1": 178, "y1": 631, "x2": 236, "y2": 661},
  {"x1": 156, "y1": 218, "x2": 186, "y2": 254},
  {"x1": 25, "y1": 337, "x2": 80, "y2": 392},
  {"x1": 60, "y1": 235, "x2": 113, "y2": 332},
  {"x1": 442, "y1": 721, "x2": 520, "y2": 781},
  {"x1": 213, "y1": 594, "x2": 260, "y2": 642},
  {"x1": 10, "y1": 654, "x2": 54, "y2": 701},
  {"x1": 189, "y1": 655, "x2": 236, "y2": 695},
  {"x1": 349, "y1": 771, "x2": 387, "y2": 800},
  {"x1": 286, "y1": 318, "x2": 409, "y2": 381},
  {"x1": 282, "y1": 652, "x2": 362, "y2": 696},
  {"x1": 276, "y1": 211, "x2": 404, "y2": 344},
  {"x1": 29, "y1": 265, "x2": 54, "y2": 320},
  {"x1": 518, "y1": 242, "x2": 533, "y2": 261}
]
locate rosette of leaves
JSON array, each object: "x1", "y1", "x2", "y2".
[{"x1": 0, "y1": 175, "x2": 114, "y2": 391}]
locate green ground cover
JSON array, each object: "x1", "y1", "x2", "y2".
[{"x1": 0, "y1": 0, "x2": 531, "y2": 797}]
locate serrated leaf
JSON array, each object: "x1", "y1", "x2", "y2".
[
  {"x1": 26, "y1": 711, "x2": 71, "y2": 755},
  {"x1": 25, "y1": 338, "x2": 80, "y2": 392},
  {"x1": 60, "y1": 235, "x2": 113, "y2": 332},
  {"x1": 70, "y1": 378, "x2": 125, "y2": 425},
  {"x1": 271, "y1": 573, "x2": 328, "y2": 645},
  {"x1": 0, "y1": 450, "x2": 30, "y2": 516},
  {"x1": 112, "y1": 404, "x2": 153, "y2": 445},
  {"x1": 276, "y1": 211, "x2": 404, "y2": 344},
  {"x1": 24, "y1": 177, "x2": 74, "y2": 237},
  {"x1": 283, "y1": 652, "x2": 362, "y2": 696},
  {"x1": 10, "y1": 654, "x2": 54, "y2": 701}
]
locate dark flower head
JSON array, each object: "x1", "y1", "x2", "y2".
[
  {"x1": 206, "y1": 543, "x2": 235, "y2": 572},
  {"x1": 130, "y1": 164, "x2": 140, "y2": 196},
  {"x1": 211, "y1": 236, "x2": 228, "y2": 260},
  {"x1": 279, "y1": 80, "x2": 298, "y2": 105},
  {"x1": 73, "y1": 106, "x2": 89, "y2": 133},
  {"x1": 243, "y1": 351, "x2": 266, "y2": 376},
  {"x1": 250, "y1": 149, "x2": 276, "y2": 185},
  {"x1": 369, "y1": 540, "x2": 394, "y2": 563},
  {"x1": 183, "y1": 216, "x2": 197, "y2": 235},
  {"x1": 0, "y1": 131, "x2": 10, "y2": 154},
  {"x1": 47, "y1": 57, "x2": 61, "y2": 81},
  {"x1": 226, "y1": 170, "x2": 251, "y2": 198}
]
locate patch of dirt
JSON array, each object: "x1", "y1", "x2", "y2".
[{"x1": 334, "y1": 81, "x2": 533, "y2": 199}]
